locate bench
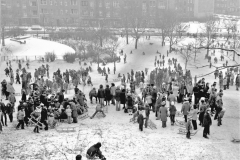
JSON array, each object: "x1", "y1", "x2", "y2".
[{"x1": 178, "y1": 128, "x2": 198, "y2": 136}]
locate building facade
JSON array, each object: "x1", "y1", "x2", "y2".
[
  {"x1": 214, "y1": 0, "x2": 240, "y2": 16},
  {"x1": 1, "y1": 0, "x2": 239, "y2": 28},
  {"x1": 194, "y1": 0, "x2": 215, "y2": 18}
]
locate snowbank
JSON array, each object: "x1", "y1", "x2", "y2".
[{"x1": 3, "y1": 37, "x2": 75, "y2": 60}]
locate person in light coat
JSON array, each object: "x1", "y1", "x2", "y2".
[
  {"x1": 65, "y1": 105, "x2": 72, "y2": 124},
  {"x1": 181, "y1": 98, "x2": 191, "y2": 122},
  {"x1": 159, "y1": 101, "x2": 168, "y2": 128}
]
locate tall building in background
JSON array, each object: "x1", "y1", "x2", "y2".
[
  {"x1": 173, "y1": 0, "x2": 195, "y2": 20},
  {"x1": 194, "y1": 0, "x2": 214, "y2": 18},
  {"x1": 214, "y1": 0, "x2": 240, "y2": 16}
]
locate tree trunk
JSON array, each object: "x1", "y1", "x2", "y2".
[
  {"x1": 135, "y1": 38, "x2": 138, "y2": 49},
  {"x1": 185, "y1": 59, "x2": 188, "y2": 73},
  {"x1": 97, "y1": 53, "x2": 100, "y2": 68},
  {"x1": 100, "y1": 37, "x2": 103, "y2": 47},
  {"x1": 169, "y1": 39, "x2": 172, "y2": 53},
  {"x1": 2, "y1": 27, "x2": 5, "y2": 46},
  {"x1": 126, "y1": 30, "x2": 129, "y2": 45}
]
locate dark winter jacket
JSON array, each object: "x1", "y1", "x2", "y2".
[
  {"x1": 97, "y1": 88, "x2": 105, "y2": 98},
  {"x1": 115, "y1": 88, "x2": 121, "y2": 101},
  {"x1": 104, "y1": 87, "x2": 112, "y2": 101},
  {"x1": 203, "y1": 113, "x2": 212, "y2": 127},
  {"x1": 120, "y1": 89, "x2": 126, "y2": 104}
]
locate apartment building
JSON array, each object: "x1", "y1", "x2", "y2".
[
  {"x1": 214, "y1": 0, "x2": 240, "y2": 16},
  {"x1": 1, "y1": 0, "x2": 239, "y2": 28},
  {"x1": 194, "y1": 0, "x2": 215, "y2": 18}
]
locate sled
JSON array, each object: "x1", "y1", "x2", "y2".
[
  {"x1": 78, "y1": 112, "x2": 89, "y2": 120},
  {"x1": 55, "y1": 127, "x2": 76, "y2": 133},
  {"x1": 28, "y1": 116, "x2": 44, "y2": 129},
  {"x1": 178, "y1": 128, "x2": 198, "y2": 136},
  {"x1": 148, "y1": 119, "x2": 157, "y2": 129},
  {"x1": 130, "y1": 118, "x2": 137, "y2": 123},
  {"x1": 175, "y1": 120, "x2": 186, "y2": 128}
]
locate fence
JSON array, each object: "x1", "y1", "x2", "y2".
[{"x1": 1, "y1": 55, "x2": 45, "y2": 62}]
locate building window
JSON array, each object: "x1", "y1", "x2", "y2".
[
  {"x1": 61, "y1": 10, "x2": 63, "y2": 14},
  {"x1": 82, "y1": 1, "x2": 88, "y2": 6},
  {"x1": 150, "y1": 1, "x2": 156, "y2": 7},
  {"x1": 90, "y1": 2, "x2": 94, "y2": 8},
  {"x1": 54, "y1": 1, "x2": 57, "y2": 5},
  {"x1": 60, "y1": 1, "x2": 62, "y2": 5},
  {"x1": 106, "y1": 11, "x2": 110, "y2": 17},
  {"x1": 41, "y1": 0, "x2": 47, "y2": 5},
  {"x1": 23, "y1": 12, "x2": 27, "y2": 17},
  {"x1": 106, "y1": 2, "x2": 110, "y2": 8},
  {"x1": 113, "y1": 1, "x2": 120, "y2": 8},
  {"x1": 49, "y1": 1, "x2": 52, "y2": 5},
  {"x1": 142, "y1": 2, "x2": 146, "y2": 9},
  {"x1": 66, "y1": 10, "x2": 68, "y2": 13},
  {"x1": 99, "y1": 2, "x2": 102, "y2": 7},
  {"x1": 41, "y1": 9, "x2": 48, "y2": 14},
  {"x1": 65, "y1": 1, "x2": 68, "y2": 6},
  {"x1": 90, "y1": 11, "x2": 94, "y2": 17},
  {"x1": 99, "y1": 11, "x2": 103, "y2": 16},
  {"x1": 82, "y1": 10, "x2": 88, "y2": 16},
  {"x1": 71, "y1": 0, "x2": 77, "y2": 5},
  {"x1": 71, "y1": 9, "x2": 78, "y2": 14},
  {"x1": 32, "y1": 10, "x2": 38, "y2": 16}
]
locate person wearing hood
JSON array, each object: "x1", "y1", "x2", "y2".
[
  {"x1": 31, "y1": 105, "x2": 42, "y2": 133},
  {"x1": 169, "y1": 101, "x2": 177, "y2": 125},
  {"x1": 86, "y1": 142, "x2": 106, "y2": 160},
  {"x1": 198, "y1": 98, "x2": 207, "y2": 126},
  {"x1": 115, "y1": 86, "x2": 121, "y2": 111},
  {"x1": 41, "y1": 105, "x2": 48, "y2": 130},
  {"x1": 218, "y1": 108, "x2": 226, "y2": 126},
  {"x1": 16, "y1": 107, "x2": 25, "y2": 130},
  {"x1": 203, "y1": 108, "x2": 212, "y2": 139},
  {"x1": 181, "y1": 98, "x2": 191, "y2": 122},
  {"x1": 159, "y1": 101, "x2": 168, "y2": 128},
  {"x1": 214, "y1": 92, "x2": 223, "y2": 120}
]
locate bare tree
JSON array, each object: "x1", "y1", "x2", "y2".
[
  {"x1": 121, "y1": 1, "x2": 131, "y2": 45},
  {"x1": 178, "y1": 44, "x2": 195, "y2": 72},
  {"x1": 201, "y1": 16, "x2": 218, "y2": 56},
  {"x1": 105, "y1": 36, "x2": 120, "y2": 68},
  {"x1": 164, "y1": 10, "x2": 180, "y2": 52},
  {"x1": 128, "y1": 0, "x2": 146, "y2": 49}
]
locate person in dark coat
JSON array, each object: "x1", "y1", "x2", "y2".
[
  {"x1": 137, "y1": 110, "x2": 144, "y2": 131},
  {"x1": 160, "y1": 101, "x2": 168, "y2": 128},
  {"x1": 115, "y1": 86, "x2": 121, "y2": 111},
  {"x1": 86, "y1": 142, "x2": 106, "y2": 160},
  {"x1": 40, "y1": 106, "x2": 48, "y2": 130},
  {"x1": 203, "y1": 108, "x2": 212, "y2": 139},
  {"x1": 181, "y1": 98, "x2": 191, "y2": 122},
  {"x1": 120, "y1": 89, "x2": 126, "y2": 109},
  {"x1": 97, "y1": 85, "x2": 105, "y2": 107},
  {"x1": 104, "y1": 85, "x2": 111, "y2": 106},
  {"x1": 21, "y1": 90, "x2": 27, "y2": 102}
]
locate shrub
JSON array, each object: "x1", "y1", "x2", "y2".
[
  {"x1": 63, "y1": 52, "x2": 76, "y2": 63},
  {"x1": 103, "y1": 56, "x2": 119, "y2": 63},
  {"x1": 45, "y1": 51, "x2": 57, "y2": 62}
]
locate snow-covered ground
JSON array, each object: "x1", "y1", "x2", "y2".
[
  {"x1": 0, "y1": 36, "x2": 239, "y2": 160},
  {"x1": 1, "y1": 37, "x2": 75, "y2": 60}
]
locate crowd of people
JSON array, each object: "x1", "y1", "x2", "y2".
[{"x1": 0, "y1": 46, "x2": 239, "y2": 159}]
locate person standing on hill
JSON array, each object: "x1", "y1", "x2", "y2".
[
  {"x1": 181, "y1": 98, "x2": 191, "y2": 123},
  {"x1": 160, "y1": 101, "x2": 168, "y2": 128},
  {"x1": 203, "y1": 108, "x2": 212, "y2": 139}
]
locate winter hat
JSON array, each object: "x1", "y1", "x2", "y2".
[{"x1": 161, "y1": 101, "x2": 166, "y2": 106}]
